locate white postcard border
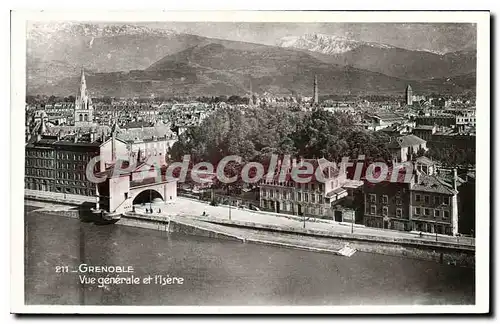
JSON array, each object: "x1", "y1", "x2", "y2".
[{"x1": 10, "y1": 10, "x2": 490, "y2": 314}]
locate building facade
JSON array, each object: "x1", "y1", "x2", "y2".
[
  {"x1": 363, "y1": 169, "x2": 412, "y2": 231},
  {"x1": 362, "y1": 165, "x2": 459, "y2": 235},
  {"x1": 387, "y1": 134, "x2": 427, "y2": 163},
  {"x1": 259, "y1": 158, "x2": 350, "y2": 219},
  {"x1": 25, "y1": 122, "x2": 127, "y2": 198}
]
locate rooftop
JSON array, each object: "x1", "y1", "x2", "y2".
[
  {"x1": 387, "y1": 134, "x2": 426, "y2": 149},
  {"x1": 411, "y1": 173, "x2": 458, "y2": 195},
  {"x1": 415, "y1": 156, "x2": 436, "y2": 166}
]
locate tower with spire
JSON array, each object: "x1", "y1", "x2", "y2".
[
  {"x1": 74, "y1": 68, "x2": 95, "y2": 127},
  {"x1": 313, "y1": 74, "x2": 318, "y2": 105},
  {"x1": 247, "y1": 76, "x2": 255, "y2": 106},
  {"x1": 406, "y1": 84, "x2": 413, "y2": 106}
]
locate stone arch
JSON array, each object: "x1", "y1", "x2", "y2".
[
  {"x1": 132, "y1": 189, "x2": 164, "y2": 205},
  {"x1": 79, "y1": 113, "x2": 83, "y2": 122},
  {"x1": 84, "y1": 114, "x2": 88, "y2": 122}
]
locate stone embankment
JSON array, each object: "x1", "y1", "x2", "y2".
[{"x1": 24, "y1": 198, "x2": 474, "y2": 267}]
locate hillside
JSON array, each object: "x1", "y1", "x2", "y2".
[
  {"x1": 27, "y1": 24, "x2": 477, "y2": 97},
  {"x1": 32, "y1": 42, "x2": 419, "y2": 97}
]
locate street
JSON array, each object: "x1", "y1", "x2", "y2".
[{"x1": 134, "y1": 197, "x2": 475, "y2": 246}]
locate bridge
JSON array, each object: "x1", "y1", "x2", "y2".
[
  {"x1": 129, "y1": 177, "x2": 177, "y2": 205},
  {"x1": 94, "y1": 162, "x2": 178, "y2": 220}
]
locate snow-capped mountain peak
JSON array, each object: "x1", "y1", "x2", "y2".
[{"x1": 276, "y1": 33, "x2": 394, "y2": 54}]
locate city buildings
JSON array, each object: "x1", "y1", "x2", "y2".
[
  {"x1": 365, "y1": 112, "x2": 406, "y2": 131},
  {"x1": 415, "y1": 115, "x2": 456, "y2": 128}
]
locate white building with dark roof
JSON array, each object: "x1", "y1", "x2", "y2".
[{"x1": 387, "y1": 134, "x2": 427, "y2": 163}]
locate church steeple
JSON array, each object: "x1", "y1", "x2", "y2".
[
  {"x1": 76, "y1": 68, "x2": 90, "y2": 110},
  {"x1": 74, "y1": 68, "x2": 94, "y2": 126}
]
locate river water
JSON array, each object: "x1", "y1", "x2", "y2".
[{"x1": 24, "y1": 207, "x2": 475, "y2": 306}]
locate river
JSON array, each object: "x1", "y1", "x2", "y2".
[{"x1": 24, "y1": 207, "x2": 475, "y2": 306}]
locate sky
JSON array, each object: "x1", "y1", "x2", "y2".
[{"x1": 144, "y1": 22, "x2": 476, "y2": 54}]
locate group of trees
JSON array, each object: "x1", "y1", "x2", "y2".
[{"x1": 170, "y1": 106, "x2": 392, "y2": 174}]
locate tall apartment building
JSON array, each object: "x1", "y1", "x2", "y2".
[
  {"x1": 363, "y1": 168, "x2": 412, "y2": 231},
  {"x1": 363, "y1": 163, "x2": 459, "y2": 235},
  {"x1": 25, "y1": 120, "x2": 128, "y2": 198},
  {"x1": 259, "y1": 158, "x2": 359, "y2": 219}
]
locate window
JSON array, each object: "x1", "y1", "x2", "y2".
[
  {"x1": 319, "y1": 195, "x2": 324, "y2": 204},
  {"x1": 396, "y1": 208, "x2": 402, "y2": 218},
  {"x1": 424, "y1": 208, "x2": 430, "y2": 216},
  {"x1": 443, "y1": 211, "x2": 450, "y2": 219},
  {"x1": 396, "y1": 198, "x2": 402, "y2": 206},
  {"x1": 297, "y1": 192, "x2": 302, "y2": 201},
  {"x1": 304, "y1": 193, "x2": 308, "y2": 202},
  {"x1": 415, "y1": 207, "x2": 421, "y2": 215},
  {"x1": 311, "y1": 194, "x2": 316, "y2": 203},
  {"x1": 434, "y1": 210, "x2": 440, "y2": 217},
  {"x1": 382, "y1": 206, "x2": 388, "y2": 216},
  {"x1": 443, "y1": 197, "x2": 450, "y2": 205},
  {"x1": 424, "y1": 195, "x2": 430, "y2": 204},
  {"x1": 269, "y1": 190, "x2": 273, "y2": 198},
  {"x1": 434, "y1": 196, "x2": 440, "y2": 205},
  {"x1": 370, "y1": 205, "x2": 376, "y2": 215},
  {"x1": 382, "y1": 195, "x2": 388, "y2": 204},
  {"x1": 415, "y1": 194, "x2": 421, "y2": 202},
  {"x1": 369, "y1": 194, "x2": 376, "y2": 203}
]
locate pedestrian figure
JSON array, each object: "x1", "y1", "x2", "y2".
[
  {"x1": 202, "y1": 211, "x2": 206, "y2": 216},
  {"x1": 419, "y1": 232, "x2": 423, "y2": 238},
  {"x1": 158, "y1": 208, "x2": 161, "y2": 213}
]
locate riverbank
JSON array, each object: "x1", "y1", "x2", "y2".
[{"x1": 24, "y1": 198, "x2": 475, "y2": 267}]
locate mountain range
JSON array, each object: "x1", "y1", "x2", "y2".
[{"x1": 27, "y1": 23, "x2": 476, "y2": 97}]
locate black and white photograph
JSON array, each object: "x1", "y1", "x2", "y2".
[{"x1": 10, "y1": 10, "x2": 490, "y2": 314}]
